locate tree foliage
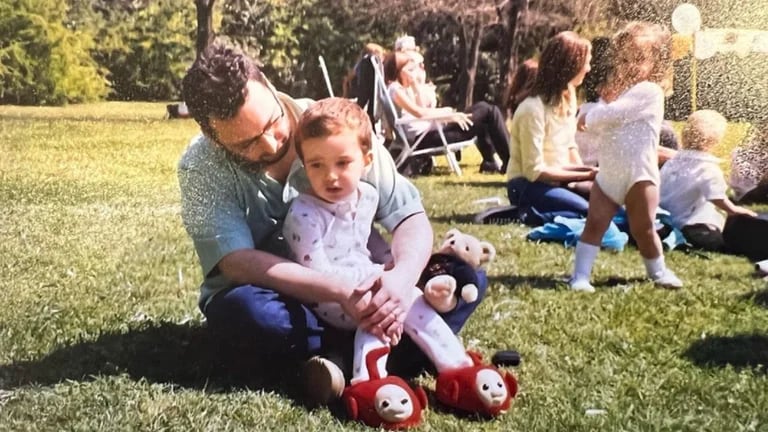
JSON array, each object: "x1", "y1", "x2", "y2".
[
  {"x1": 68, "y1": 0, "x2": 197, "y2": 101},
  {"x1": 218, "y1": 0, "x2": 399, "y2": 99},
  {"x1": 0, "y1": 0, "x2": 107, "y2": 105}
]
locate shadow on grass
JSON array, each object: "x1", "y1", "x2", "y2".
[
  {"x1": 597, "y1": 276, "x2": 648, "y2": 287},
  {"x1": 740, "y1": 287, "x2": 768, "y2": 309},
  {"x1": 441, "y1": 180, "x2": 507, "y2": 189},
  {"x1": 683, "y1": 333, "x2": 768, "y2": 373},
  {"x1": 492, "y1": 274, "x2": 647, "y2": 291},
  {"x1": 429, "y1": 213, "x2": 479, "y2": 225},
  {"x1": 493, "y1": 274, "x2": 561, "y2": 290},
  {"x1": 0, "y1": 321, "x2": 299, "y2": 398}
]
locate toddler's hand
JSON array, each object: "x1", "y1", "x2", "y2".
[
  {"x1": 577, "y1": 113, "x2": 587, "y2": 132},
  {"x1": 733, "y1": 206, "x2": 758, "y2": 217}
]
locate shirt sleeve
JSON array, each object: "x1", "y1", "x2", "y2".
[
  {"x1": 178, "y1": 138, "x2": 254, "y2": 278},
  {"x1": 365, "y1": 135, "x2": 425, "y2": 232},
  {"x1": 585, "y1": 82, "x2": 664, "y2": 130},
  {"x1": 700, "y1": 165, "x2": 729, "y2": 201},
  {"x1": 515, "y1": 101, "x2": 547, "y2": 182}
]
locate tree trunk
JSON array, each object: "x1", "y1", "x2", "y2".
[
  {"x1": 195, "y1": 0, "x2": 216, "y2": 57},
  {"x1": 498, "y1": 0, "x2": 526, "y2": 117},
  {"x1": 463, "y1": 17, "x2": 482, "y2": 108}
]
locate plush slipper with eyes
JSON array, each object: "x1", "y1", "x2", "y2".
[
  {"x1": 435, "y1": 351, "x2": 518, "y2": 417},
  {"x1": 342, "y1": 347, "x2": 427, "y2": 430}
]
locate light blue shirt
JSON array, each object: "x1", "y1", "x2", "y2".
[{"x1": 177, "y1": 94, "x2": 424, "y2": 310}]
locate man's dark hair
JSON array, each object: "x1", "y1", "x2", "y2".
[{"x1": 182, "y1": 43, "x2": 267, "y2": 138}]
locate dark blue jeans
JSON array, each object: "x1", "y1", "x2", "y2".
[
  {"x1": 204, "y1": 270, "x2": 488, "y2": 376},
  {"x1": 507, "y1": 176, "x2": 589, "y2": 225}
]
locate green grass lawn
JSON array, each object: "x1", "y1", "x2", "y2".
[{"x1": 1, "y1": 103, "x2": 766, "y2": 431}]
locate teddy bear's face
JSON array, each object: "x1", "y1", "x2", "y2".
[{"x1": 437, "y1": 229, "x2": 494, "y2": 269}]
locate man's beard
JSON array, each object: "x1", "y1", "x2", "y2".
[{"x1": 224, "y1": 133, "x2": 293, "y2": 172}]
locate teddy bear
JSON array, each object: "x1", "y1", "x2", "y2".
[{"x1": 418, "y1": 228, "x2": 496, "y2": 313}]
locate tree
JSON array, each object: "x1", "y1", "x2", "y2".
[
  {"x1": 365, "y1": 0, "x2": 612, "y2": 110},
  {"x1": 0, "y1": 0, "x2": 107, "y2": 105},
  {"x1": 195, "y1": 0, "x2": 215, "y2": 57}
]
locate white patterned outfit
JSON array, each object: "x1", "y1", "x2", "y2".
[
  {"x1": 283, "y1": 182, "x2": 470, "y2": 382},
  {"x1": 586, "y1": 81, "x2": 665, "y2": 205}
]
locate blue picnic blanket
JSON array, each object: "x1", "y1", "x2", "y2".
[
  {"x1": 526, "y1": 208, "x2": 687, "y2": 251},
  {"x1": 527, "y1": 216, "x2": 629, "y2": 251}
]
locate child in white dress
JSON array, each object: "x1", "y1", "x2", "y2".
[
  {"x1": 569, "y1": 22, "x2": 683, "y2": 292},
  {"x1": 283, "y1": 98, "x2": 514, "y2": 426}
]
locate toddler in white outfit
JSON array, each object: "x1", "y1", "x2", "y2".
[
  {"x1": 660, "y1": 110, "x2": 757, "y2": 250},
  {"x1": 569, "y1": 22, "x2": 683, "y2": 292}
]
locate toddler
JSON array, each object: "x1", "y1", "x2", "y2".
[
  {"x1": 283, "y1": 97, "x2": 515, "y2": 427},
  {"x1": 570, "y1": 22, "x2": 683, "y2": 292},
  {"x1": 660, "y1": 110, "x2": 757, "y2": 251}
]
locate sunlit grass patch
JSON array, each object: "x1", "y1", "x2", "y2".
[{"x1": 0, "y1": 103, "x2": 766, "y2": 431}]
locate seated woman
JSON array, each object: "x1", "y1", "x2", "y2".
[
  {"x1": 504, "y1": 58, "x2": 538, "y2": 121},
  {"x1": 384, "y1": 51, "x2": 510, "y2": 174},
  {"x1": 506, "y1": 31, "x2": 597, "y2": 222}
]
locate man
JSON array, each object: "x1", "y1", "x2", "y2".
[{"x1": 177, "y1": 42, "x2": 487, "y2": 406}]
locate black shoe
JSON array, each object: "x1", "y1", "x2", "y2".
[
  {"x1": 491, "y1": 350, "x2": 522, "y2": 367},
  {"x1": 473, "y1": 205, "x2": 520, "y2": 225},
  {"x1": 479, "y1": 160, "x2": 502, "y2": 174}
]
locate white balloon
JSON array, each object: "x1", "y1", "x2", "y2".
[{"x1": 672, "y1": 3, "x2": 702, "y2": 35}]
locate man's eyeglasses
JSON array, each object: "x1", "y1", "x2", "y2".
[{"x1": 211, "y1": 83, "x2": 285, "y2": 156}]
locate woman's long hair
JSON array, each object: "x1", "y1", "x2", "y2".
[
  {"x1": 531, "y1": 31, "x2": 591, "y2": 113},
  {"x1": 504, "y1": 59, "x2": 538, "y2": 118}
]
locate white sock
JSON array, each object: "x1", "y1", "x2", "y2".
[
  {"x1": 643, "y1": 255, "x2": 665, "y2": 278},
  {"x1": 350, "y1": 329, "x2": 388, "y2": 384},
  {"x1": 572, "y1": 241, "x2": 599, "y2": 281},
  {"x1": 403, "y1": 295, "x2": 472, "y2": 372}
]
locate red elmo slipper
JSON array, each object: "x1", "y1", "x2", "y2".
[
  {"x1": 435, "y1": 351, "x2": 518, "y2": 417},
  {"x1": 343, "y1": 346, "x2": 428, "y2": 429}
]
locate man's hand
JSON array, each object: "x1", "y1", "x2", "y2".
[{"x1": 356, "y1": 268, "x2": 415, "y2": 344}]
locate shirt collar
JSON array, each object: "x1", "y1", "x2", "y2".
[{"x1": 677, "y1": 149, "x2": 722, "y2": 164}]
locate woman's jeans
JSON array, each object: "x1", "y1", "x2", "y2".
[{"x1": 507, "y1": 176, "x2": 589, "y2": 225}]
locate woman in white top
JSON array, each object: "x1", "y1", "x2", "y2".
[
  {"x1": 384, "y1": 51, "x2": 510, "y2": 174},
  {"x1": 506, "y1": 31, "x2": 597, "y2": 222}
]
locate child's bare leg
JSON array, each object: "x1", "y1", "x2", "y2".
[
  {"x1": 581, "y1": 183, "x2": 620, "y2": 245},
  {"x1": 625, "y1": 181, "x2": 683, "y2": 288},
  {"x1": 570, "y1": 183, "x2": 619, "y2": 291},
  {"x1": 625, "y1": 181, "x2": 662, "y2": 258}
]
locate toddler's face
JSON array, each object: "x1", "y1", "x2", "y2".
[{"x1": 301, "y1": 128, "x2": 372, "y2": 203}]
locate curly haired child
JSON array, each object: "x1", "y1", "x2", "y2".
[{"x1": 569, "y1": 22, "x2": 682, "y2": 292}]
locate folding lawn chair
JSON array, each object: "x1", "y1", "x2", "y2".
[
  {"x1": 318, "y1": 55, "x2": 334, "y2": 97},
  {"x1": 369, "y1": 55, "x2": 475, "y2": 176}
]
